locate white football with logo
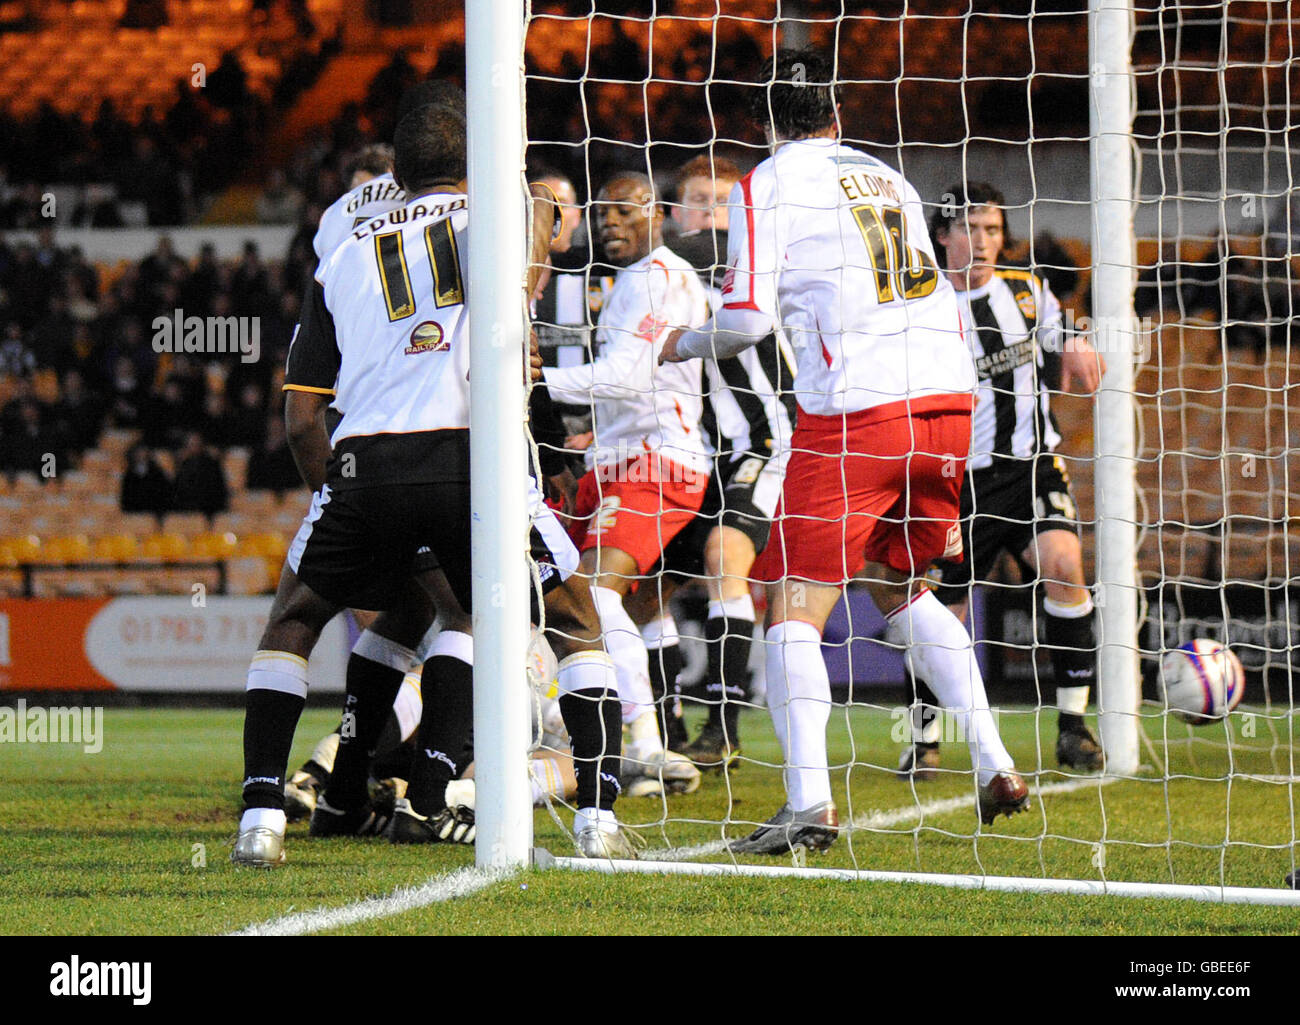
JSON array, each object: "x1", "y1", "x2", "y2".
[{"x1": 1159, "y1": 639, "x2": 1245, "y2": 725}]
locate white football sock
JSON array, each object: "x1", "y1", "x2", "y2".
[
  {"x1": 591, "y1": 585, "x2": 653, "y2": 724},
  {"x1": 308, "y1": 731, "x2": 340, "y2": 775},
  {"x1": 239, "y1": 807, "x2": 286, "y2": 834},
  {"x1": 640, "y1": 613, "x2": 679, "y2": 651},
  {"x1": 764, "y1": 620, "x2": 833, "y2": 811},
  {"x1": 885, "y1": 591, "x2": 1013, "y2": 786},
  {"x1": 1056, "y1": 686, "x2": 1090, "y2": 716},
  {"x1": 392, "y1": 671, "x2": 423, "y2": 742},
  {"x1": 575, "y1": 806, "x2": 619, "y2": 834}
]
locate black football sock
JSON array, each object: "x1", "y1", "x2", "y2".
[
  {"x1": 1044, "y1": 601, "x2": 1096, "y2": 734},
  {"x1": 369, "y1": 734, "x2": 417, "y2": 783},
  {"x1": 325, "y1": 637, "x2": 414, "y2": 810},
  {"x1": 648, "y1": 642, "x2": 687, "y2": 749},
  {"x1": 242, "y1": 687, "x2": 306, "y2": 811},
  {"x1": 406, "y1": 653, "x2": 474, "y2": 816},
  {"x1": 907, "y1": 669, "x2": 942, "y2": 749},
  {"x1": 562, "y1": 689, "x2": 622, "y2": 812},
  {"x1": 705, "y1": 612, "x2": 754, "y2": 742}
]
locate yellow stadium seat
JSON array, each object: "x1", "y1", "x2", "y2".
[
  {"x1": 92, "y1": 534, "x2": 139, "y2": 562},
  {"x1": 190, "y1": 531, "x2": 239, "y2": 559},
  {"x1": 140, "y1": 533, "x2": 189, "y2": 563},
  {"x1": 243, "y1": 533, "x2": 288, "y2": 560},
  {"x1": 3, "y1": 535, "x2": 41, "y2": 563},
  {"x1": 43, "y1": 535, "x2": 93, "y2": 564}
]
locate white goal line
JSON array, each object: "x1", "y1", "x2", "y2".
[{"x1": 546, "y1": 855, "x2": 1300, "y2": 908}]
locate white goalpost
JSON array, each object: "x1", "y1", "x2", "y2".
[
  {"x1": 466, "y1": 0, "x2": 533, "y2": 870},
  {"x1": 467, "y1": 1, "x2": 1300, "y2": 903},
  {"x1": 1089, "y1": 0, "x2": 1141, "y2": 778}
]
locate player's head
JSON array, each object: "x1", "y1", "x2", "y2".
[
  {"x1": 395, "y1": 79, "x2": 466, "y2": 129},
  {"x1": 348, "y1": 144, "x2": 394, "y2": 189},
  {"x1": 751, "y1": 48, "x2": 837, "y2": 145},
  {"x1": 393, "y1": 103, "x2": 467, "y2": 194},
  {"x1": 532, "y1": 166, "x2": 582, "y2": 253},
  {"x1": 930, "y1": 181, "x2": 1011, "y2": 289},
  {"x1": 595, "y1": 171, "x2": 662, "y2": 266},
  {"x1": 673, "y1": 155, "x2": 742, "y2": 233}
]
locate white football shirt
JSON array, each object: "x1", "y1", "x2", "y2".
[
  {"x1": 543, "y1": 245, "x2": 711, "y2": 476},
  {"x1": 286, "y1": 191, "x2": 472, "y2": 486},
  {"x1": 716, "y1": 137, "x2": 975, "y2": 417},
  {"x1": 313, "y1": 172, "x2": 406, "y2": 262}
]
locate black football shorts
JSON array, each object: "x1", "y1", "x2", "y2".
[{"x1": 931, "y1": 453, "x2": 1081, "y2": 605}]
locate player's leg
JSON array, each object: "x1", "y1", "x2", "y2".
[
  {"x1": 691, "y1": 523, "x2": 757, "y2": 765},
  {"x1": 690, "y1": 454, "x2": 781, "y2": 764},
  {"x1": 389, "y1": 567, "x2": 477, "y2": 842},
  {"x1": 1021, "y1": 522, "x2": 1102, "y2": 770},
  {"x1": 728, "y1": 577, "x2": 843, "y2": 854},
  {"x1": 312, "y1": 578, "x2": 437, "y2": 836},
  {"x1": 625, "y1": 575, "x2": 689, "y2": 751},
  {"x1": 583, "y1": 545, "x2": 699, "y2": 797},
  {"x1": 870, "y1": 411, "x2": 1027, "y2": 824},
  {"x1": 234, "y1": 562, "x2": 342, "y2": 867}
]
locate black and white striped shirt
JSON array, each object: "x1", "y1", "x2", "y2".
[
  {"x1": 667, "y1": 228, "x2": 798, "y2": 463},
  {"x1": 955, "y1": 268, "x2": 1063, "y2": 472}
]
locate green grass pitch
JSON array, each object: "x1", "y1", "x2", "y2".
[{"x1": 0, "y1": 704, "x2": 1295, "y2": 935}]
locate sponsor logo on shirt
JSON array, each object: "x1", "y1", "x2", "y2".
[
  {"x1": 406, "y1": 320, "x2": 448, "y2": 355},
  {"x1": 973, "y1": 337, "x2": 1034, "y2": 379}
]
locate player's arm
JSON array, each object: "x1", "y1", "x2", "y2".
[
  {"x1": 528, "y1": 181, "x2": 561, "y2": 299},
  {"x1": 283, "y1": 277, "x2": 341, "y2": 492},
  {"x1": 1043, "y1": 278, "x2": 1105, "y2": 394},
  {"x1": 542, "y1": 320, "x2": 654, "y2": 403},
  {"x1": 661, "y1": 178, "x2": 777, "y2": 364},
  {"x1": 542, "y1": 265, "x2": 678, "y2": 402}
]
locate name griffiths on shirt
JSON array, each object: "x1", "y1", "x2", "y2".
[
  {"x1": 151, "y1": 308, "x2": 260, "y2": 364},
  {"x1": 50, "y1": 956, "x2": 151, "y2": 1005}
]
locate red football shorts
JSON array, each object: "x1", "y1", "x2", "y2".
[
  {"x1": 567, "y1": 455, "x2": 708, "y2": 577},
  {"x1": 751, "y1": 397, "x2": 973, "y2": 585}
]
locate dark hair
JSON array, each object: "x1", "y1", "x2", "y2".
[
  {"x1": 749, "y1": 48, "x2": 836, "y2": 140},
  {"x1": 393, "y1": 104, "x2": 467, "y2": 192},
  {"x1": 674, "y1": 155, "x2": 743, "y2": 202},
  {"x1": 349, "y1": 143, "x2": 394, "y2": 179},
  {"x1": 394, "y1": 79, "x2": 466, "y2": 134},
  {"x1": 928, "y1": 181, "x2": 1012, "y2": 269},
  {"x1": 600, "y1": 170, "x2": 656, "y2": 202}
]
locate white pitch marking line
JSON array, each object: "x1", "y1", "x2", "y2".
[
  {"x1": 228, "y1": 865, "x2": 514, "y2": 936},
  {"x1": 643, "y1": 775, "x2": 1118, "y2": 862}
]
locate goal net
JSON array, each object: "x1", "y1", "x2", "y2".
[{"x1": 500, "y1": 0, "x2": 1299, "y2": 900}]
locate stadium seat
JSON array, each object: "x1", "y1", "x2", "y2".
[
  {"x1": 42, "y1": 535, "x2": 93, "y2": 564},
  {"x1": 92, "y1": 534, "x2": 140, "y2": 562},
  {"x1": 140, "y1": 533, "x2": 189, "y2": 563},
  {"x1": 3, "y1": 535, "x2": 41, "y2": 563},
  {"x1": 190, "y1": 531, "x2": 239, "y2": 559}
]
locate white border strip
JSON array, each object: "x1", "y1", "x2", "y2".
[
  {"x1": 550, "y1": 856, "x2": 1300, "y2": 907},
  {"x1": 228, "y1": 865, "x2": 514, "y2": 936}
]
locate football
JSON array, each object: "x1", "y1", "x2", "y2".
[{"x1": 1159, "y1": 640, "x2": 1246, "y2": 725}]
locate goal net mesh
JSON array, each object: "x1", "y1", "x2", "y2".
[{"x1": 521, "y1": 0, "x2": 1297, "y2": 893}]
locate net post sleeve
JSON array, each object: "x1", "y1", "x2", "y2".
[
  {"x1": 1089, "y1": 0, "x2": 1140, "y2": 776},
  {"x1": 468, "y1": 0, "x2": 533, "y2": 868}
]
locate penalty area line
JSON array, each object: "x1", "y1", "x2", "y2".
[{"x1": 227, "y1": 864, "x2": 515, "y2": 936}]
